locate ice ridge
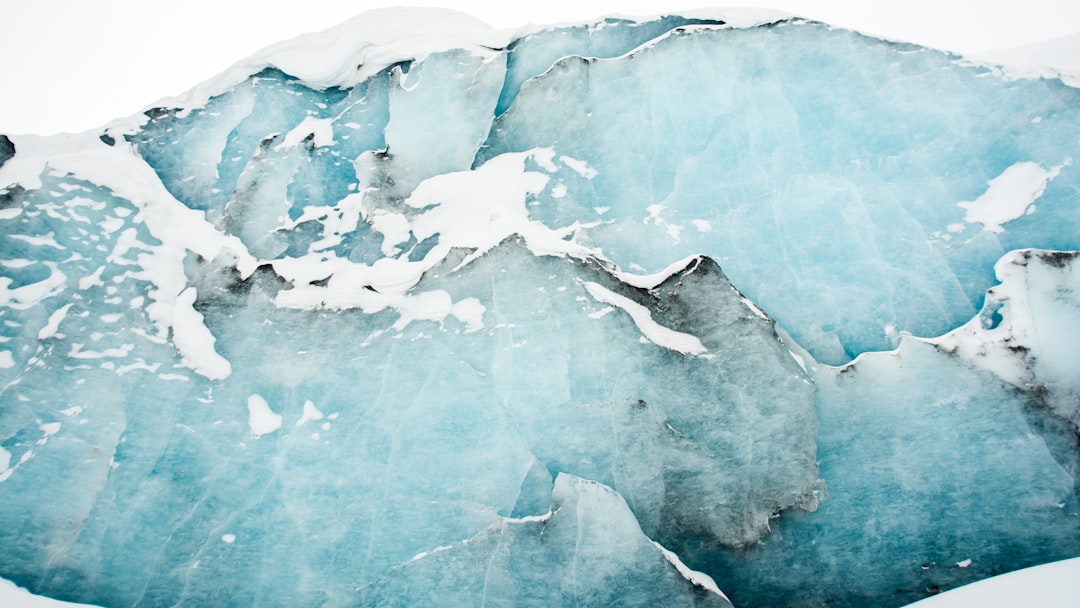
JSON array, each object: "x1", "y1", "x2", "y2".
[{"x1": 1, "y1": 9, "x2": 1079, "y2": 608}]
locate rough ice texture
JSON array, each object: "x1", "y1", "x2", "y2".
[
  {"x1": 932, "y1": 249, "x2": 1080, "y2": 431},
  {"x1": 0, "y1": 7, "x2": 1078, "y2": 608},
  {"x1": 361, "y1": 474, "x2": 733, "y2": 607}
]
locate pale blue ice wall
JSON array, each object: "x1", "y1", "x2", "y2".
[
  {"x1": 1, "y1": 15, "x2": 1078, "y2": 608},
  {"x1": 697, "y1": 339, "x2": 1080, "y2": 607},
  {"x1": 133, "y1": 22, "x2": 1080, "y2": 365},
  {"x1": 480, "y1": 21, "x2": 1080, "y2": 364}
]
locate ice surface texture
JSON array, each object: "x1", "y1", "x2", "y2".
[{"x1": 0, "y1": 8, "x2": 1078, "y2": 608}]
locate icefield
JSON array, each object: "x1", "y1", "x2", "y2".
[{"x1": 1, "y1": 7, "x2": 1079, "y2": 607}]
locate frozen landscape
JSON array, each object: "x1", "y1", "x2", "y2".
[{"x1": 0, "y1": 7, "x2": 1078, "y2": 607}]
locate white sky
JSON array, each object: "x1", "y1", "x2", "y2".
[{"x1": 0, "y1": 0, "x2": 1077, "y2": 135}]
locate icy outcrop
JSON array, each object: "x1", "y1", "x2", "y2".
[
  {"x1": 361, "y1": 474, "x2": 734, "y2": 607},
  {"x1": 934, "y1": 249, "x2": 1080, "y2": 431},
  {"x1": 0, "y1": 8, "x2": 1078, "y2": 608}
]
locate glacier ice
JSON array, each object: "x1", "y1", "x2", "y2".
[
  {"x1": 361, "y1": 473, "x2": 733, "y2": 607},
  {"x1": 0, "y1": 8, "x2": 1079, "y2": 608}
]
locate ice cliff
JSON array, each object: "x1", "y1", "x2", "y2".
[{"x1": 0, "y1": 7, "x2": 1078, "y2": 608}]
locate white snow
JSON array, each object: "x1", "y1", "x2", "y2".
[
  {"x1": 391, "y1": 290, "x2": 456, "y2": 331},
  {"x1": 170, "y1": 288, "x2": 232, "y2": 380},
  {"x1": 559, "y1": 155, "x2": 598, "y2": 179},
  {"x1": 957, "y1": 159, "x2": 1069, "y2": 232},
  {"x1": 0, "y1": 577, "x2": 103, "y2": 607},
  {"x1": 37, "y1": 303, "x2": 73, "y2": 340},
  {"x1": 450, "y1": 298, "x2": 486, "y2": 333},
  {"x1": 8, "y1": 233, "x2": 64, "y2": 249},
  {"x1": 582, "y1": 281, "x2": 707, "y2": 355},
  {"x1": 974, "y1": 33, "x2": 1080, "y2": 87},
  {"x1": 405, "y1": 150, "x2": 558, "y2": 263},
  {"x1": 614, "y1": 255, "x2": 704, "y2": 289},
  {"x1": 156, "y1": 8, "x2": 510, "y2": 116},
  {"x1": 651, "y1": 541, "x2": 730, "y2": 601},
  {"x1": 0, "y1": 259, "x2": 34, "y2": 269},
  {"x1": 88, "y1": 7, "x2": 795, "y2": 138},
  {"x1": 644, "y1": 204, "x2": 682, "y2": 243},
  {"x1": 931, "y1": 249, "x2": 1067, "y2": 387},
  {"x1": 276, "y1": 116, "x2": 336, "y2": 149},
  {"x1": 246, "y1": 394, "x2": 282, "y2": 438},
  {"x1": 369, "y1": 211, "x2": 413, "y2": 256},
  {"x1": 0, "y1": 132, "x2": 255, "y2": 380},
  {"x1": 0, "y1": 9, "x2": 1077, "y2": 607},
  {"x1": 0, "y1": 262, "x2": 66, "y2": 310},
  {"x1": 295, "y1": 400, "x2": 324, "y2": 426},
  {"x1": 66, "y1": 343, "x2": 134, "y2": 360},
  {"x1": 904, "y1": 557, "x2": 1080, "y2": 607},
  {"x1": 270, "y1": 149, "x2": 595, "y2": 335},
  {"x1": 78, "y1": 266, "x2": 106, "y2": 290}
]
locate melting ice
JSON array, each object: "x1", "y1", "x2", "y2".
[{"x1": 0, "y1": 7, "x2": 1078, "y2": 608}]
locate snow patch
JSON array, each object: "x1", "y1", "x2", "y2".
[
  {"x1": 559, "y1": 155, "x2": 598, "y2": 179},
  {"x1": 973, "y1": 33, "x2": 1080, "y2": 88},
  {"x1": 276, "y1": 116, "x2": 335, "y2": 149},
  {"x1": 905, "y1": 557, "x2": 1080, "y2": 608},
  {"x1": 0, "y1": 132, "x2": 255, "y2": 380},
  {"x1": 170, "y1": 287, "x2": 232, "y2": 380},
  {"x1": 582, "y1": 281, "x2": 706, "y2": 355},
  {"x1": 295, "y1": 400, "x2": 324, "y2": 426},
  {"x1": 691, "y1": 219, "x2": 712, "y2": 232},
  {"x1": 0, "y1": 576, "x2": 103, "y2": 607},
  {"x1": 0, "y1": 262, "x2": 66, "y2": 310},
  {"x1": 247, "y1": 394, "x2": 282, "y2": 438},
  {"x1": 651, "y1": 540, "x2": 729, "y2": 600},
  {"x1": 958, "y1": 160, "x2": 1069, "y2": 232},
  {"x1": 37, "y1": 303, "x2": 73, "y2": 340}
]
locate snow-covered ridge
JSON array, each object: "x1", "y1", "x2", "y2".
[
  {"x1": 140, "y1": 7, "x2": 793, "y2": 123},
  {"x1": 141, "y1": 5, "x2": 1080, "y2": 128},
  {"x1": 971, "y1": 32, "x2": 1080, "y2": 87},
  {"x1": 930, "y1": 248, "x2": 1080, "y2": 430}
]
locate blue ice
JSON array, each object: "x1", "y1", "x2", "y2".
[{"x1": 0, "y1": 12, "x2": 1078, "y2": 608}]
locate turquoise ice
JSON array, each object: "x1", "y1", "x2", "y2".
[{"x1": 0, "y1": 10, "x2": 1078, "y2": 608}]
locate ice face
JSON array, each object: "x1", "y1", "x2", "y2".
[
  {"x1": 933, "y1": 249, "x2": 1080, "y2": 432},
  {"x1": 0, "y1": 157, "x2": 819, "y2": 605},
  {"x1": 0, "y1": 10, "x2": 1078, "y2": 608},
  {"x1": 697, "y1": 338, "x2": 1080, "y2": 607},
  {"x1": 480, "y1": 22, "x2": 1080, "y2": 365},
  {"x1": 361, "y1": 473, "x2": 734, "y2": 607}
]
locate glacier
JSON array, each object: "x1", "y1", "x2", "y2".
[{"x1": 0, "y1": 7, "x2": 1079, "y2": 608}]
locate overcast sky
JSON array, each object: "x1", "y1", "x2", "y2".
[{"x1": 1, "y1": 0, "x2": 1077, "y2": 135}]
